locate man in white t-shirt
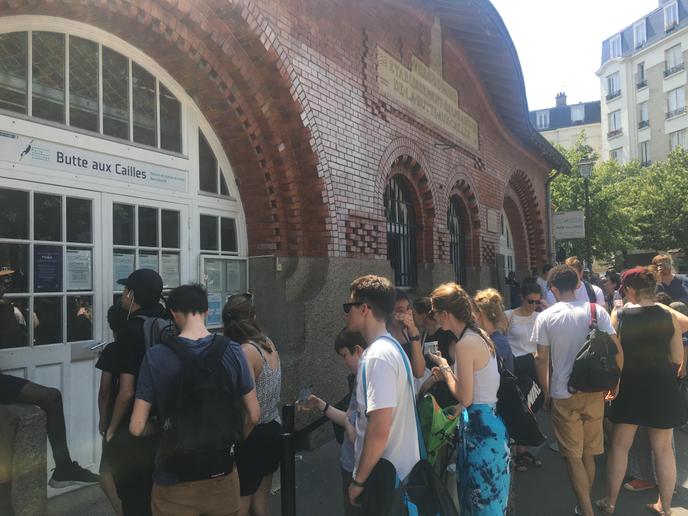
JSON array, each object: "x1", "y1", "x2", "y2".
[
  {"x1": 545, "y1": 257, "x2": 604, "y2": 307},
  {"x1": 532, "y1": 265, "x2": 622, "y2": 516},
  {"x1": 344, "y1": 275, "x2": 419, "y2": 509},
  {"x1": 536, "y1": 263, "x2": 552, "y2": 296}
]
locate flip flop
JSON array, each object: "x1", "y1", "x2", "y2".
[
  {"x1": 646, "y1": 503, "x2": 670, "y2": 515},
  {"x1": 595, "y1": 499, "x2": 615, "y2": 515}
]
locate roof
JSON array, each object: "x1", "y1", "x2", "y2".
[
  {"x1": 600, "y1": 0, "x2": 688, "y2": 66},
  {"x1": 529, "y1": 101, "x2": 601, "y2": 131},
  {"x1": 432, "y1": 0, "x2": 571, "y2": 173}
]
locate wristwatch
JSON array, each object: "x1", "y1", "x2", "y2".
[
  {"x1": 409, "y1": 334, "x2": 421, "y2": 341},
  {"x1": 350, "y1": 477, "x2": 366, "y2": 488}
]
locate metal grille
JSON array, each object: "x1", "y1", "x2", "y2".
[
  {"x1": 448, "y1": 196, "x2": 467, "y2": 285},
  {"x1": 384, "y1": 176, "x2": 416, "y2": 287},
  {"x1": 0, "y1": 32, "x2": 27, "y2": 114}
]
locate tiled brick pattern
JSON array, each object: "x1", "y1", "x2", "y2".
[{"x1": 0, "y1": 0, "x2": 551, "y2": 268}]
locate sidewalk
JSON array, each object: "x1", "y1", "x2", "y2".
[{"x1": 47, "y1": 423, "x2": 688, "y2": 515}]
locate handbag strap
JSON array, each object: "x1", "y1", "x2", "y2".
[
  {"x1": 361, "y1": 335, "x2": 427, "y2": 461},
  {"x1": 589, "y1": 302, "x2": 598, "y2": 330}
]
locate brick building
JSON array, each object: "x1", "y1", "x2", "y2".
[{"x1": 0, "y1": 0, "x2": 568, "y2": 482}]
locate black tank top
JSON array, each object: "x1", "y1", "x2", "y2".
[{"x1": 617, "y1": 305, "x2": 674, "y2": 373}]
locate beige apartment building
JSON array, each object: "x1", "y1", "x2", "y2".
[
  {"x1": 598, "y1": 0, "x2": 688, "y2": 165},
  {"x1": 530, "y1": 93, "x2": 602, "y2": 155}
]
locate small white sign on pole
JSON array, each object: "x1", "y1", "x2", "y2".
[{"x1": 554, "y1": 211, "x2": 586, "y2": 240}]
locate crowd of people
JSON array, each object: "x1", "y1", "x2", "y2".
[{"x1": 0, "y1": 251, "x2": 687, "y2": 516}]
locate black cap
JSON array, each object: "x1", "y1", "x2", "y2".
[{"x1": 117, "y1": 269, "x2": 163, "y2": 307}]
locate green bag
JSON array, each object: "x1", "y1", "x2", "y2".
[{"x1": 418, "y1": 393, "x2": 459, "y2": 465}]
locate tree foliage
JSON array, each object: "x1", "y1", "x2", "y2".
[{"x1": 550, "y1": 132, "x2": 688, "y2": 264}]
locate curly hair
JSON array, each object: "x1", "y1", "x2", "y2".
[
  {"x1": 222, "y1": 293, "x2": 272, "y2": 353},
  {"x1": 430, "y1": 282, "x2": 496, "y2": 356}
]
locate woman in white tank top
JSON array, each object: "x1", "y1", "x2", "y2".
[{"x1": 427, "y1": 282, "x2": 509, "y2": 516}]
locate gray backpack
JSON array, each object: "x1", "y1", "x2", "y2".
[{"x1": 134, "y1": 315, "x2": 177, "y2": 349}]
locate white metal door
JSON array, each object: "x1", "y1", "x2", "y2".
[{"x1": 0, "y1": 178, "x2": 102, "y2": 493}]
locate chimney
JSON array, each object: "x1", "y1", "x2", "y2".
[{"x1": 555, "y1": 92, "x2": 567, "y2": 108}]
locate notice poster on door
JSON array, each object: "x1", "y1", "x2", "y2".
[
  {"x1": 161, "y1": 253, "x2": 180, "y2": 289},
  {"x1": 205, "y1": 259, "x2": 222, "y2": 293},
  {"x1": 113, "y1": 251, "x2": 135, "y2": 290},
  {"x1": 225, "y1": 260, "x2": 246, "y2": 294},
  {"x1": 66, "y1": 249, "x2": 92, "y2": 291},
  {"x1": 138, "y1": 252, "x2": 159, "y2": 273},
  {"x1": 34, "y1": 245, "x2": 62, "y2": 292},
  {"x1": 206, "y1": 292, "x2": 223, "y2": 327}
]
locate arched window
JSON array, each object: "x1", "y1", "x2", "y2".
[
  {"x1": 500, "y1": 211, "x2": 515, "y2": 279},
  {"x1": 0, "y1": 31, "x2": 182, "y2": 152},
  {"x1": 448, "y1": 196, "x2": 467, "y2": 284},
  {"x1": 384, "y1": 176, "x2": 417, "y2": 287}
]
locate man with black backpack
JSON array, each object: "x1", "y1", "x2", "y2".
[
  {"x1": 130, "y1": 284, "x2": 259, "y2": 516},
  {"x1": 104, "y1": 268, "x2": 171, "y2": 515},
  {"x1": 533, "y1": 265, "x2": 622, "y2": 516}
]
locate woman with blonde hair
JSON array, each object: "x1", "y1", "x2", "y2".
[
  {"x1": 428, "y1": 282, "x2": 510, "y2": 515},
  {"x1": 473, "y1": 288, "x2": 514, "y2": 374}
]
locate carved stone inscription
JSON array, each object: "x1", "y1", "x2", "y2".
[{"x1": 377, "y1": 47, "x2": 479, "y2": 149}]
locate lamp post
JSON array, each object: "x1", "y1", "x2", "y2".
[{"x1": 577, "y1": 157, "x2": 595, "y2": 270}]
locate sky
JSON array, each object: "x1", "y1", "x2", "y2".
[{"x1": 490, "y1": 0, "x2": 657, "y2": 111}]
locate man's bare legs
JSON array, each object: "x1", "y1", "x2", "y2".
[{"x1": 564, "y1": 457, "x2": 594, "y2": 516}]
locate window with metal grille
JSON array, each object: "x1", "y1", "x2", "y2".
[
  {"x1": 384, "y1": 176, "x2": 417, "y2": 287},
  {"x1": 448, "y1": 196, "x2": 467, "y2": 285}
]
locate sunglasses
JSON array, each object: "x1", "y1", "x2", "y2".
[
  {"x1": 343, "y1": 302, "x2": 366, "y2": 314},
  {"x1": 526, "y1": 299, "x2": 541, "y2": 305}
]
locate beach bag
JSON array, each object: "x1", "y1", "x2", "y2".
[
  {"x1": 418, "y1": 394, "x2": 459, "y2": 466},
  {"x1": 568, "y1": 303, "x2": 620, "y2": 393}
]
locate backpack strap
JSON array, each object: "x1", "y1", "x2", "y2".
[
  {"x1": 589, "y1": 302, "x2": 598, "y2": 330},
  {"x1": 584, "y1": 281, "x2": 597, "y2": 304}
]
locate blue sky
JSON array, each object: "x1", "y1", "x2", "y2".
[{"x1": 490, "y1": 0, "x2": 656, "y2": 110}]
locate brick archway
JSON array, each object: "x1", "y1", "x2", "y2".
[
  {"x1": 0, "y1": 2, "x2": 329, "y2": 257},
  {"x1": 443, "y1": 172, "x2": 481, "y2": 268},
  {"x1": 503, "y1": 169, "x2": 546, "y2": 269}
]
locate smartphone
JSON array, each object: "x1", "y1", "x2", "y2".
[
  {"x1": 424, "y1": 341, "x2": 439, "y2": 356},
  {"x1": 297, "y1": 384, "x2": 313, "y2": 403}
]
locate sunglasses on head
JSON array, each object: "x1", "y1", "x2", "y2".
[{"x1": 343, "y1": 302, "x2": 366, "y2": 314}]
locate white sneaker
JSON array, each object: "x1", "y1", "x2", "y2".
[{"x1": 548, "y1": 441, "x2": 560, "y2": 453}]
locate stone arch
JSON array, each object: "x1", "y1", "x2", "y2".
[
  {"x1": 0, "y1": 2, "x2": 330, "y2": 257},
  {"x1": 444, "y1": 170, "x2": 481, "y2": 268},
  {"x1": 377, "y1": 139, "x2": 437, "y2": 265},
  {"x1": 503, "y1": 168, "x2": 547, "y2": 270}
]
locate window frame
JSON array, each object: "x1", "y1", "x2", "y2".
[
  {"x1": 610, "y1": 148, "x2": 624, "y2": 163},
  {"x1": 535, "y1": 110, "x2": 550, "y2": 130},
  {"x1": 570, "y1": 104, "x2": 585, "y2": 123},
  {"x1": 384, "y1": 175, "x2": 417, "y2": 288},
  {"x1": 667, "y1": 86, "x2": 686, "y2": 118},
  {"x1": 608, "y1": 110, "x2": 622, "y2": 131},
  {"x1": 639, "y1": 141, "x2": 650, "y2": 165},
  {"x1": 447, "y1": 196, "x2": 467, "y2": 285},
  {"x1": 0, "y1": 29, "x2": 183, "y2": 155},
  {"x1": 665, "y1": 1, "x2": 679, "y2": 31},
  {"x1": 609, "y1": 35, "x2": 622, "y2": 59},
  {"x1": 670, "y1": 129, "x2": 686, "y2": 151},
  {"x1": 634, "y1": 20, "x2": 647, "y2": 48}
]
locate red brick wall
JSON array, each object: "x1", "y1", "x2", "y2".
[{"x1": 0, "y1": 0, "x2": 551, "y2": 269}]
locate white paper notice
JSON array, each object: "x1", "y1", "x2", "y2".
[
  {"x1": 205, "y1": 259, "x2": 222, "y2": 292},
  {"x1": 161, "y1": 253, "x2": 180, "y2": 288},
  {"x1": 225, "y1": 260, "x2": 245, "y2": 293},
  {"x1": 113, "y1": 252, "x2": 135, "y2": 290},
  {"x1": 138, "y1": 252, "x2": 159, "y2": 272},
  {"x1": 66, "y1": 249, "x2": 92, "y2": 291}
]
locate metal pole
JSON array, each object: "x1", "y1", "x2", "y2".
[
  {"x1": 584, "y1": 177, "x2": 592, "y2": 269},
  {"x1": 280, "y1": 404, "x2": 296, "y2": 516}
]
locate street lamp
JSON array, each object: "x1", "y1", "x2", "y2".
[{"x1": 577, "y1": 157, "x2": 595, "y2": 270}]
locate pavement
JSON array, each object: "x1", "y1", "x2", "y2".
[{"x1": 47, "y1": 417, "x2": 688, "y2": 516}]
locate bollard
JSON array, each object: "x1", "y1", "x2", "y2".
[{"x1": 280, "y1": 404, "x2": 296, "y2": 516}]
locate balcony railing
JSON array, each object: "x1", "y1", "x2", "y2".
[
  {"x1": 666, "y1": 21, "x2": 679, "y2": 33},
  {"x1": 636, "y1": 79, "x2": 647, "y2": 89},
  {"x1": 666, "y1": 106, "x2": 687, "y2": 119},
  {"x1": 664, "y1": 62, "x2": 685, "y2": 77},
  {"x1": 638, "y1": 120, "x2": 650, "y2": 129},
  {"x1": 607, "y1": 128, "x2": 623, "y2": 139},
  {"x1": 641, "y1": 160, "x2": 652, "y2": 167},
  {"x1": 606, "y1": 90, "x2": 622, "y2": 101}
]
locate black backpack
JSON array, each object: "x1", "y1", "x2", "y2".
[
  {"x1": 583, "y1": 281, "x2": 597, "y2": 304},
  {"x1": 158, "y1": 335, "x2": 245, "y2": 482},
  {"x1": 568, "y1": 303, "x2": 620, "y2": 393},
  {"x1": 134, "y1": 315, "x2": 177, "y2": 349}
]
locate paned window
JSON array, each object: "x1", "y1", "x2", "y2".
[{"x1": 385, "y1": 176, "x2": 417, "y2": 287}]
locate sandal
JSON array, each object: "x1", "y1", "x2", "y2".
[
  {"x1": 646, "y1": 502, "x2": 670, "y2": 515},
  {"x1": 513, "y1": 454, "x2": 528, "y2": 472},
  {"x1": 595, "y1": 499, "x2": 615, "y2": 514},
  {"x1": 521, "y1": 451, "x2": 543, "y2": 467}
]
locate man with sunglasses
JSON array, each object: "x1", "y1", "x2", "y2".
[
  {"x1": 344, "y1": 275, "x2": 420, "y2": 512},
  {"x1": 653, "y1": 254, "x2": 688, "y2": 304}
]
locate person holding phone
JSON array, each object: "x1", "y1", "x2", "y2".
[{"x1": 297, "y1": 328, "x2": 367, "y2": 516}]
